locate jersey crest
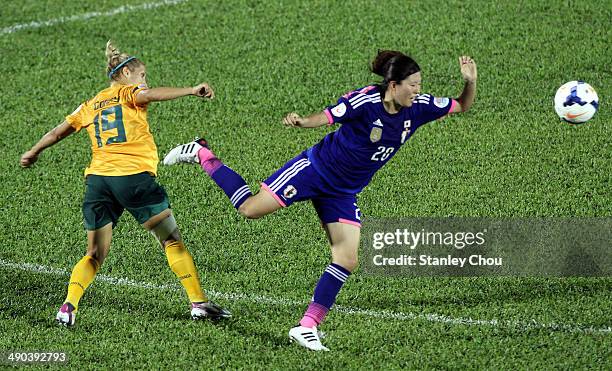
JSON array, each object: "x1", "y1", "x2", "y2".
[{"x1": 370, "y1": 127, "x2": 382, "y2": 142}]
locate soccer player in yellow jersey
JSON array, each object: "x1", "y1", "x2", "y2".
[{"x1": 20, "y1": 41, "x2": 230, "y2": 326}]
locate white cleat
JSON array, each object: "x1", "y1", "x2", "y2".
[
  {"x1": 289, "y1": 325, "x2": 329, "y2": 351},
  {"x1": 162, "y1": 138, "x2": 207, "y2": 165},
  {"x1": 56, "y1": 303, "x2": 76, "y2": 327}
]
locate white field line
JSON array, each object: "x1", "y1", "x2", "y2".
[
  {"x1": 1, "y1": 0, "x2": 189, "y2": 35},
  {"x1": 0, "y1": 258, "x2": 609, "y2": 335}
]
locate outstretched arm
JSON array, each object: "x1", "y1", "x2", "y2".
[
  {"x1": 282, "y1": 111, "x2": 329, "y2": 129},
  {"x1": 135, "y1": 82, "x2": 214, "y2": 105},
  {"x1": 450, "y1": 56, "x2": 477, "y2": 113},
  {"x1": 20, "y1": 121, "x2": 76, "y2": 167}
]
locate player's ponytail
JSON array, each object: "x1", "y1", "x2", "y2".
[
  {"x1": 105, "y1": 40, "x2": 143, "y2": 81},
  {"x1": 371, "y1": 50, "x2": 420, "y2": 93}
]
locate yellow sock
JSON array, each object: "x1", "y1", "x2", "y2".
[
  {"x1": 65, "y1": 255, "x2": 99, "y2": 310},
  {"x1": 165, "y1": 241, "x2": 207, "y2": 303}
]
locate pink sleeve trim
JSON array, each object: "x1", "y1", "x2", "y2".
[
  {"x1": 338, "y1": 218, "x2": 362, "y2": 228},
  {"x1": 448, "y1": 99, "x2": 458, "y2": 114},
  {"x1": 360, "y1": 85, "x2": 376, "y2": 94},
  {"x1": 324, "y1": 109, "x2": 334, "y2": 126},
  {"x1": 260, "y1": 182, "x2": 286, "y2": 207}
]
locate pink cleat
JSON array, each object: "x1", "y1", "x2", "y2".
[{"x1": 56, "y1": 303, "x2": 77, "y2": 327}]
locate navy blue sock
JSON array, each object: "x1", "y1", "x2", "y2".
[
  {"x1": 199, "y1": 147, "x2": 252, "y2": 209},
  {"x1": 209, "y1": 165, "x2": 252, "y2": 209},
  {"x1": 301, "y1": 263, "x2": 351, "y2": 327}
]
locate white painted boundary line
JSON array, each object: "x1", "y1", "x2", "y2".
[
  {"x1": 0, "y1": 258, "x2": 609, "y2": 335},
  {"x1": 1, "y1": 0, "x2": 189, "y2": 35}
]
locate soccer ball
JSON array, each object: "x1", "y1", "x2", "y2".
[{"x1": 554, "y1": 81, "x2": 599, "y2": 124}]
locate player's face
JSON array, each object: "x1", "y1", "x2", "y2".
[
  {"x1": 394, "y1": 72, "x2": 421, "y2": 107},
  {"x1": 124, "y1": 65, "x2": 147, "y2": 86}
]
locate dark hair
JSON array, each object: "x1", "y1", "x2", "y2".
[{"x1": 370, "y1": 50, "x2": 420, "y2": 93}]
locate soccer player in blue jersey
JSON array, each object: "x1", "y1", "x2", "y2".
[{"x1": 163, "y1": 50, "x2": 477, "y2": 351}]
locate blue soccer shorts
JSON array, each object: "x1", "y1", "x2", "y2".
[{"x1": 261, "y1": 151, "x2": 362, "y2": 227}]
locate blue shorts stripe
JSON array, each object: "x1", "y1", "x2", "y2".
[
  {"x1": 270, "y1": 160, "x2": 310, "y2": 192},
  {"x1": 268, "y1": 159, "x2": 309, "y2": 191}
]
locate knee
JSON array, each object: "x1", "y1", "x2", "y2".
[
  {"x1": 150, "y1": 214, "x2": 181, "y2": 247},
  {"x1": 333, "y1": 253, "x2": 359, "y2": 273},
  {"x1": 238, "y1": 200, "x2": 261, "y2": 219}
]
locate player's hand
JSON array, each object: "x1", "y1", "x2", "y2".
[
  {"x1": 283, "y1": 112, "x2": 303, "y2": 127},
  {"x1": 459, "y1": 56, "x2": 477, "y2": 83},
  {"x1": 192, "y1": 83, "x2": 214, "y2": 99},
  {"x1": 20, "y1": 150, "x2": 39, "y2": 168}
]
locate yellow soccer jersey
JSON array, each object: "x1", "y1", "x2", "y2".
[{"x1": 66, "y1": 84, "x2": 158, "y2": 176}]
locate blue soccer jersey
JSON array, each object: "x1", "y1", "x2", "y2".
[{"x1": 307, "y1": 85, "x2": 456, "y2": 194}]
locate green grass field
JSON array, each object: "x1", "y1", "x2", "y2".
[{"x1": 1, "y1": 0, "x2": 610, "y2": 368}]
